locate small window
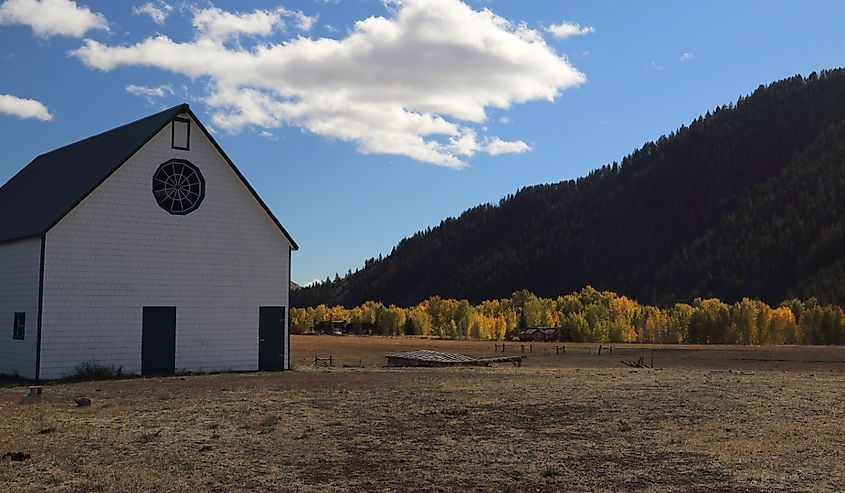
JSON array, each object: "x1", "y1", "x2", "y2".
[
  {"x1": 171, "y1": 118, "x2": 190, "y2": 150},
  {"x1": 12, "y1": 312, "x2": 25, "y2": 340}
]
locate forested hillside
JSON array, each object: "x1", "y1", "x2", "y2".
[{"x1": 294, "y1": 69, "x2": 845, "y2": 308}]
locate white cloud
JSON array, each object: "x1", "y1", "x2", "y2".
[
  {"x1": 72, "y1": 0, "x2": 585, "y2": 168},
  {"x1": 485, "y1": 137, "x2": 530, "y2": 155},
  {"x1": 448, "y1": 129, "x2": 481, "y2": 157},
  {"x1": 192, "y1": 5, "x2": 315, "y2": 44},
  {"x1": 680, "y1": 52, "x2": 694, "y2": 62},
  {"x1": 0, "y1": 94, "x2": 53, "y2": 121},
  {"x1": 258, "y1": 130, "x2": 279, "y2": 140},
  {"x1": 0, "y1": 0, "x2": 107, "y2": 37},
  {"x1": 126, "y1": 83, "x2": 174, "y2": 103},
  {"x1": 193, "y1": 7, "x2": 285, "y2": 43},
  {"x1": 293, "y1": 11, "x2": 317, "y2": 32},
  {"x1": 133, "y1": 1, "x2": 172, "y2": 25},
  {"x1": 546, "y1": 21, "x2": 594, "y2": 39}
]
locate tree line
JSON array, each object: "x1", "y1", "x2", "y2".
[{"x1": 291, "y1": 287, "x2": 845, "y2": 345}]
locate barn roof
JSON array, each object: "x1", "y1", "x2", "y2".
[{"x1": 0, "y1": 103, "x2": 298, "y2": 249}]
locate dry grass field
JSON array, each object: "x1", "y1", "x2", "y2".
[{"x1": 2, "y1": 335, "x2": 845, "y2": 492}]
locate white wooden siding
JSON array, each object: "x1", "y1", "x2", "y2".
[
  {"x1": 0, "y1": 237, "x2": 41, "y2": 379},
  {"x1": 39, "y1": 113, "x2": 291, "y2": 379}
]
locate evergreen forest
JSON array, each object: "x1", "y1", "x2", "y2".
[{"x1": 294, "y1": 69, "x2": 845, "y2": 312}]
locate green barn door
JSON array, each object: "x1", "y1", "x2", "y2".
[
  {"x1": 142, "y1": 307, "x2": 176, "y2": 375},
  {"x1": 259, "y1": 307, "x2": 285, "y2": 371}
]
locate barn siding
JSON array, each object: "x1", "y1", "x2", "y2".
[
  {"x1": 39, "y1": 113, "x2": 291, "y2": 379},
  {"x1": 0, "y1": 237, "x2": 41, "y2": 379}
]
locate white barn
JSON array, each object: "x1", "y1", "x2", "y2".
[{"x1": 0, "y1": 104, "x2": 298, "y2": 380}]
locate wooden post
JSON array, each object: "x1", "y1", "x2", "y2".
[
  {"x1": 598, "y1": 345, "x2": 602, "y2": 355},
  {"x1": 20, "y1": 386, "x2": 43, "y2": 405},
  {"x1": 329, "y1": 356, "x2": 333, "y2": 367},
  {"x1": 521, "y1": 344, "x2": 525, "y2": 353},
  {"x1": 562, "y1": 345, "x2": 566, "y2": 354},
  {"x1": 651, "y1": 349, "x2": 654, "y2": 369},
  {"x1": 610, "y1": 346, "x2": 613, "y2": 355},
  {"x1": 555, "y1": 346, "x2": 559, "y2": 355},
  {"x1": 529, "y1": 344, "x2": 533, "y2": 353}
]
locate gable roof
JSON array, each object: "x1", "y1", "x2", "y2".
[{"x1": 0, "y1": 103, "x2": 298, "y2": 250}]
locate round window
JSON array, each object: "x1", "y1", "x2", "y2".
[{"x1": 152, "y1": 159, "x2": 205, "y2": 215}]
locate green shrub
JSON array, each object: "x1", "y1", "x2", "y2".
[{"x1": 72, "y1": 361, "x2": 124, "y2": 381}]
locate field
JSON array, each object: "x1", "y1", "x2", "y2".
[{"x1": 2, "y1": 336, "x2": 845, "y2": 492}]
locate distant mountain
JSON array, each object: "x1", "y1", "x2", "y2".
[{"x1": 293, "y1": 69, "x2": 845, "y2": 308}]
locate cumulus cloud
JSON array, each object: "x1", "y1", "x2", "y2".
[
  {"x1": 293, "y1": 10, "x2": 317, "y2": 32},
  {"x1": 680, "y1": 52, "x2": 694, "y2": 62},
  {"x1": 133, "y1": 1, "x2": 172, "y2": 25},
  {"x1": 0, "y1": 0, "x2": 107, "y2": 37},
  {"x1": 193, "y1": 7, "x2": 285, "y2": 43},
  {"x1": 0, "y1": 94, "x2": 53, "y2": 121},
  {"x1": 485, "y1": 137, "x2": 530, "y2": 155},
  {"x1": 72, "y1": 0, "x2": 585, "y2": 167},
  {"x1": 126, "y1": 83, "x2": 175, "y2": 103},
  {"x1": 546, "y1": 21, "x2": 594, "y2": 39},
  {"x1": 192, "y1": 5, "x2": 316, "y2": 43}
]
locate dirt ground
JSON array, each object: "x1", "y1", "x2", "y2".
[{"x1": 1, "y1": 336, "x2": 844, "y2": 492}]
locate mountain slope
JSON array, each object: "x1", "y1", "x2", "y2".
[{"x1": 294, "y1": 69, "x2": 845, "y2": 307}]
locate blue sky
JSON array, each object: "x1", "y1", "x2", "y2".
[{"x1": 0, "y1": 0, "x2": 844, "y2": 285}]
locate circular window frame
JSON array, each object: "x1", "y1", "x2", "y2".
[{"x1": 152, "y1": 159, "x2": 205, "y2": 216}]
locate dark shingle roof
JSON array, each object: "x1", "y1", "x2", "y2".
[{"x1": 0, "y1": 103, "x2": 298, "y2": 249}]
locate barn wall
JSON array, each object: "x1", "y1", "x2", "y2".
[
  {"x1": 39, "y1": 113, "x2": 291, "y2": 379},
  {"x1": 0, "y1": 237, "x2": 41, "y2": 379}
]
